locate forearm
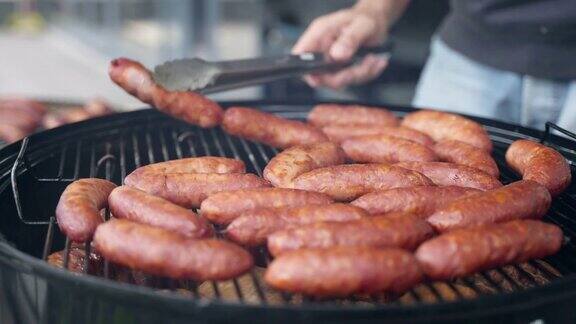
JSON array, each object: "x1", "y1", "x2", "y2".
[{"x1": 353, "y1": 0, "x2": 410, "y2": 32}]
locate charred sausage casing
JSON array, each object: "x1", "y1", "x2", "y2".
[
  {"x1": 264, "y1": 247, "x2": 423, "y2": 297},
  {"x1": 434, "y1": 140, "x2": 499, "y2": 177},
  {"x1": 200, "y1": 187, "x2": 333, "y2": 225},
  {"x1": 401, "y1": 110, "x2": 492, "y2": 151},
  {"x1": 308, "y1": 104, "x2": 398, "y2": 127},
  {"x1": 427, "y1": 180, "x2": 551, "y2": 232},
  {"x1": 222, "y1": 106, "x2": 328, "y2": 149},
  {"x1": 505, "y1": 139, "x2": 571, "y2": 196},
  {"x1": 351, "y1": 185, "x2": 481, "y2": 216},
  {"x1": 321, "y1": 124, "x2": 434, "y2": 146},
  {"x1": 342, "y1": 134, "x2": 437, "y2": 163},
  {"x1": 108, "y1": 186, "x2": 213, "y2": 238},
  {"x1": 109, "y1": 58, "x2": 223, "y2": 128},
  {"x1": 267, "y1": 213, "x2": 434, "y2": 256},
  {"x1": 394, "y1": 161, "x2": 502, "y2": 191},
  {"x1": 263, "y1": 142, "x2": 346, "y2": 188},
  {"x1": 226, "y1": 203, "x2": 367, "y2": 246},
  {"x1": 124, "y1": 172, "x2": 270, "y2": 208},
  {"x1": 415, "y1": 220, "x2": 563, "y2": 280},
  {"x1": 293, "y1": 163, "x2": 434, "y2": 201},
  {"x1": 56, "y1": 178, "x2": 117, "y2": 242},
  {"x1": 94, "y1": 219, "x2": 253, "y2": 280}
]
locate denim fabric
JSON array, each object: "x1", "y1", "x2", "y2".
[{"x1": 413, "y1": 38, "x2": 576, "y2": 132}]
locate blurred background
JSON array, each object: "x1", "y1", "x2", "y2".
[{"x1": 0, "y1": 0, "x2": 448, "y2": 110}]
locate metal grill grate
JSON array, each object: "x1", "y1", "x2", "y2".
[{"x1": 7, "y1": 104, "x2": 576, "y2": 308}]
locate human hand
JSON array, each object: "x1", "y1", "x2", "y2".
[{"x1": 292, "y1": 7, "x2": 390, "y2": 89}]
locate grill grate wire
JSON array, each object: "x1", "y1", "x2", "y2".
[{"x1": 8, "y1": 109, "x2": 576, "y2": 307}]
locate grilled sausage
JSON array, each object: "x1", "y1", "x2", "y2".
[
  {"x1": 56, "y1": 178, "x2": 117, "y2": 242},
  {"x1": 108, "y1": 186, "x2": 213, "y2": 238},
  {"x1": 263, "y1": 142, "x2": 346, "y2": 188},
  {"x1": 42, "y1": 113, "x2": 66, "y2": 129},
  {"x1": 127, "y1": 157, "x2": 246, "y2": 179},
  {"x1": 395, "y1": 161, "x2": 502, "y2": 191},
  {"x1": 124, "y1": 172, "x2": 270, "y2": 208},
  {"x1": 293, "y1": 164, "x2": 434, "y2": 201},
  {"x1": 415, "y1": 220, "x2": 563, "y2": 280},
  {"x1": 434, "y1": 140, "x2": 499, "y2": 177},
  {"x1": 84, "y1": 98, "x2": 113, "y2": 116},
  {"x1": 0, "y1": 124, "x2": 27, "y2": 143},
  {"x1": 321, "y1": 124, "x2": 434, "y2": 146},
  {"x1": 265, "y1": 247, "x2": 423, "y2": 297},
  {"x1": 0, "y1": 108, "x2": 40, "y2": 132},
  {"x1": 267, "y1": 213, "x2": 434, "y2": 256},
  {"x1": 47, "y1": 243, "x2": 103, "y2": 274},
  {"x1": 200, "y1": 187, "x2": 333, "y2": 225},
  {"x1": 401, "y1": 110, "x2": 492, "y2": 151},
  {"x1": 351, "y1": 186, "x2": 481, "y2": 216},
  {"x1": 427, "y1": 180, "x2": 551, "y2": 232},
  {"x1": 342, "y1": 134, "x2": 438, "y2": 163},
  {"x1": 505, "y1": 139, "x2": 571, "y2": 196},
  {"x1": 308, "y1": 104, "x2": 398, "y2": 127},
  {"x1": 0, "y1": 97, "x2": 47, "y2": 117},
  {"x1": 222, "y1": 106, "x2": 328, "y2": 149},
  {"x1": 94, "y1": 219, "x2": 253, "y2": 280},
  {"x1": 109, "y1": 58, "x2": 223, "y2": 128},
  {"x1": 226, "y1": 203, "x2": 367, "y2": 246}
]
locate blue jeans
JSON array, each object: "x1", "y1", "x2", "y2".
[{"x1": 413, "y1": 38, "x2": 576, "y2": 133}]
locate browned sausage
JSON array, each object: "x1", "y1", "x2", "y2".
[
  {"x1": 84, "y1": 98, "x2": 113, "y2": 116},
  {"x1": 94, "y1": 218, "x2": 253, "y2": 280},
  {"x1": 222, "y1": 106, "x2": 328, "y2": 149},
  {"x1": 308, "y1": 104, "x2": 398, "y2": 127},
  {"x1": 47, "y1": 243, "x2": 103, "y2": 274},
  {"x1": 293, "y1": 164, "x2": 434, "y2": 201},
  {"x1": 427, "y1": 180, "x2": 551, "y2": 232},
  {"x1": 505, "y1": 139, "x2": 571, "y2": 196},
  {"x1": 108, "y1": 186, "x2": 213, "y2": 238},
  {"x1": 124, "y1": 172, "x2": 270, "y2": 208},
  {"x1": 321, "y1": 124, "x2": 434, "y2": 146},
  {"x1": 342, "y1": 134, "x2": 438, "y2": 163},
  {"x1": 351, "y1": 186, "x2": 481, "y2": 216},
  {"x1": 415, "y1": 220, "x2": 563, "y2": 280},
  {"x1": 263, "y1": 142, "x2": 346, "y2": 188},
  {"x1": 0, "y1": 108, "x2": 40, "y2": 132},
  {"x1": 264, "y1": 247, "x2": 423, "y2": 297},
  {"x1": 109, "y1": 58, "x2": 223, "y2": 128},
  {"x1": 267, "y1": 213, "x2": 434, "y2": 256},
  {"x1": 401, "y1": 110, "x2": 492, "y2": 151},
  {"x1": 42, "y1": 113, "x2": 66, "y2": 129},
  {"x1": 61, "y1": 107, "x2": 92, "y2": 123},
  {"x1": 0, "y1": 124, "x2": 27, "y2": 143},
  {"x1": 394, "y1": 161, "x2": 502, "y2": 191},
  {"x1": 434, "y1": 140, "x2": 499, "y2": 177},
  {"x1": 226, "y1": 203, "x2": 367, "y2": 246},
  {"x1": 200, "y1": 187, "x2": 333, "y2": 225},
  {"x1": 0, "y1": 98, "x2": 47, "y2": 117},
  {"x1": 126, "y1": 157, "x2": 246, "y2": 179},
  {"x1": 56, "y1": 178, "x2": 117, "y2": 242}
]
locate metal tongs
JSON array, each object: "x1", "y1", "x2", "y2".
[{"x1": 152, "y1": 41, "x2": 393, "y2": 94}]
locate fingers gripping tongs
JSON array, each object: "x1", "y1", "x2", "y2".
[{"x1": 152, "y1": 41, "x2": 393, "y2": 94}]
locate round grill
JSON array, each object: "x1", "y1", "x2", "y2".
[{"x1": 1, "y1": 101, "x2": 576, "y2": 324}]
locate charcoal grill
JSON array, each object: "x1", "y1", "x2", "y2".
[{"x1": 1, "y1": 100, "x2": 576, "y2": 324}]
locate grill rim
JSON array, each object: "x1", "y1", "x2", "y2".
[{"x1": 1, "y1": 100, "x2": 576, "y2": 322}]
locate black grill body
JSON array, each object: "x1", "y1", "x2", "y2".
[{"x1": 1, "y1": 101, "x2": 576, "y2": 324}]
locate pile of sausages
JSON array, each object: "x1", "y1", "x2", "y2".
[
  {"x1": 48, "y1": 58, "x2": 571, "y2": 298},
  {"x1": 0, "y1": 97, "x2": 113, "y2": 144},
  {"x1": 0, "y1": 98, "x2": 47, "y2": 143}
]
